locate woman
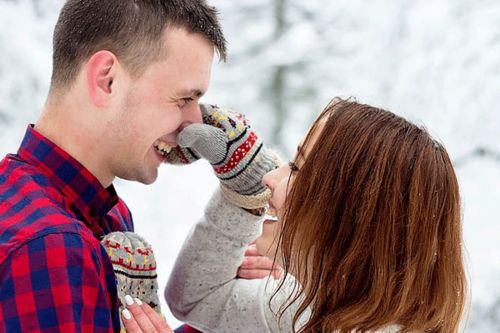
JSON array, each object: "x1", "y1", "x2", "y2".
[{"x1": 122, "y1": 99, "x2": 467, "y2": 333}]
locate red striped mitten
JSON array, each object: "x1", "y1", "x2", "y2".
[{"x1": 176, "y1": 104, "x2": 280, "y2": 209}]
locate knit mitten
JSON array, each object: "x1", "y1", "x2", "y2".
[
  {"x1": 163, "y1": 140, "x2": 200, "y2": 165},
  {"x1": 100, "y1": 232, "x2": 161, "y2": 331},
  {"x1": 176, "y1": 104, "x2": 281, "y2": 210}
]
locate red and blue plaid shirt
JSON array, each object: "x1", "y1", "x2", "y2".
[
  {"x1": 174, "y1": 326, "x2": 203, "y2": 333},
  {"x1": 0, "y1": 125, "x2": 134, "y2": 332}
]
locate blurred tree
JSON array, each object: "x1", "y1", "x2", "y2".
[
  {"x1": 454, "y1": 146, "x2": 500, "y2": 167},
  {"x1": 269, "y1": 0, "x2": 288, "y2": 148}
]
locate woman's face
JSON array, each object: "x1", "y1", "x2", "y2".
[{"x1": 255, "y1": 123, "x2": 323, "y2": 266}]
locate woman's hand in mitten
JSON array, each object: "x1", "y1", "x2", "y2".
[{"x1": 176, "y1": 104, "x2": 280, "y2": 209}]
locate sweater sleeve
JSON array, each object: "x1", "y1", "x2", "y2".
[{"x1": 165, "y1": 188, "x2": 306, "y2": 333}]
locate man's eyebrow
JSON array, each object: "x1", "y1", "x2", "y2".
[{"x1": 180, "y1": 89, "x2": 204, "y2": 98}]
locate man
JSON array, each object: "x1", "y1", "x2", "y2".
[{"x1": 0, "y1": 0, "x2": 225, "y2": 331}]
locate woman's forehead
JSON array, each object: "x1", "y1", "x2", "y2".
[{"x1": 299, "y1": 121, "x2": 326, "y2": 158}]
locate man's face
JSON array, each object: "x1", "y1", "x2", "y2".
[{"x1": 107, "y1": 28, "x2": 214, "y2": 184}]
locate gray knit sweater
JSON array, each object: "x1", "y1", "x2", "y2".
[{"x1": 165, "y1": 189, "x2": 404, "y2": 333}]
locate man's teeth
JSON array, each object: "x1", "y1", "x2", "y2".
[{"x1": 154, "y1": 140, "x2": 173, "y2": 156}]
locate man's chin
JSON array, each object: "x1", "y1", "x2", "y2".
[
  {"x1": 140, "y1": 178, "x2": 157, "y2": 185},
  {"x1": 119, "y1": 169, "x2": 158, "y2": 185},
  {"x1": 139, "y1": 171, "x2": 159, "y2": 185}
]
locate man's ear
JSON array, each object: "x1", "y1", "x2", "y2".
[{"x1": 86, "y1": 51, "x2": 119, "y2": 107}]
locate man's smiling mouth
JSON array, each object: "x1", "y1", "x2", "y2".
[{"x1": 153, "y1": 139, "x2": 174, "y2": 156}]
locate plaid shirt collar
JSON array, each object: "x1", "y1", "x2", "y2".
[{"x1": 17, "y1": 125, "x2": 119, "y2": 238}]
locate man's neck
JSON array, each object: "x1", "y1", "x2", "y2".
[{"x1": 35, "y1": 102, "x2": 114, "y2": 188}]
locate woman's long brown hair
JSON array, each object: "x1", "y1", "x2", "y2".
[{"x1": 274, "y1": 98, "x2": 466, "y2": 332}]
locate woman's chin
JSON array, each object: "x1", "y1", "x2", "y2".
[
  {"x1": 255, "y1": 236, "x2": 274, "y2": 259},
  {"x1": 255, "y1": 235, "x2": 282, "y2": 267}
]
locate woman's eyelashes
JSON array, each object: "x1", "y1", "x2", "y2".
[{"x1": 288, "y1": 160, "x2": 299, "y2": 172}]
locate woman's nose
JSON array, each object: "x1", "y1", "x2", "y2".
[{"x1": 262, "y1": 168, "x2": 278, "y2": 191}]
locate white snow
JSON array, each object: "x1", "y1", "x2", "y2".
[{"x1": 1, "y1": 0, "x2": 498, "y2": 331}]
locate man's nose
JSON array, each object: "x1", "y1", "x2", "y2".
[
  {"x1": 185, "y1": 103, "x2": 203, "y2": 124},
  {"x1": 178, "y1": 103, "x2": 203, "y2": 132}
]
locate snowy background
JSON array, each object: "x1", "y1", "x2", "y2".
[{"x1": 1, "y1": 0, "x2": 499, "y2": 331}]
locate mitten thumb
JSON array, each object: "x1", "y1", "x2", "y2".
[{"x1": 177, "y1": 123, "x2": 228, "y2": 164}]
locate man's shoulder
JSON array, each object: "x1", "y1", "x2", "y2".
[
  {"x1": 0, "y1": 155, "x2": 96, "y2": 263},
  {"x1": 1, "y1": 229, "x2": 105, "y2": 267},
  {"x1": 0, "y1": 152, "x2": 63, "y2": 202},
  {"x1": 0, "y1": 217, "x2": 100, "y2": 266}
]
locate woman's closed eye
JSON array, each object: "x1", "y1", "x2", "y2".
[{"x1": 288, "y1": 160, "x2": 300, "y2": 172}]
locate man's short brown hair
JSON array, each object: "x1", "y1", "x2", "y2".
[{"x1": 51, "y1": 0, "x2": 226, "y2": 92}]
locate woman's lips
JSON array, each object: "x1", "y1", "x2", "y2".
[{"x1": 263, "y1": 219, "x2": 276, "y2": 226}]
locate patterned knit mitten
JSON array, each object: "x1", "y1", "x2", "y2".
[
  {"x1": 176, "y1": 104, "x2": 281, "y2": 210},
  {"x1": 100, "y1": 232, "x2": 162, "y2": 331}
]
